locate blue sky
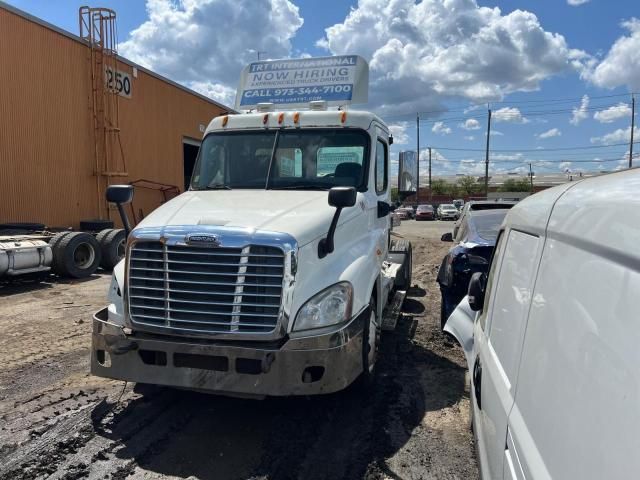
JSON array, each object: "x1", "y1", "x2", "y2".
[{"x1": 6, "y1": 0, "x2": 639, "y2": 177}]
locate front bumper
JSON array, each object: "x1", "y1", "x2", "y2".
[{"x1": 91, "y1": 307, "x2": 367, "y2": 397}]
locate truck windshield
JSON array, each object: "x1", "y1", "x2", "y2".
[{"x1": 190, "y1": 129, "x2": 369, "y2": 191}]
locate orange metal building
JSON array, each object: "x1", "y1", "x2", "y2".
[{"x1": 0, "y1": 2, "x2": 233, "y2": 229}]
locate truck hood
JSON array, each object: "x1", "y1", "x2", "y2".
[{"x1": 134, "y1": 190, "x2": 361, "y2": 246}]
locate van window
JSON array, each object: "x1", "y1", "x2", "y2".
[
  {"x1": 478, "y1": 231, "x2": 505, "y2": 331},
  {"x1": 487, "y1": 229, "x2": 540, "y2": 383}
]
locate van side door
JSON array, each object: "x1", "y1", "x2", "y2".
[{"x1": 473, "y1": 229, "x2": 542, "y2": 479}]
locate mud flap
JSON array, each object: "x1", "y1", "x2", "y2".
[{"x1": 443, "y1": 295, "x2": 476, "y2": 368}]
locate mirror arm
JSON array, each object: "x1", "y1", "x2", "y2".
[
  {"x1": 318, "y1": 207, "x2": 343, "y2": 259},
  {"x1": 117, "y1": 203, "x2": 132, "y2": 237}
]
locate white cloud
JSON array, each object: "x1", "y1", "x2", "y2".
[
  {"x1": 538, "y1": 128, "x2": 562, "y2": 139},
  {"x1": 188, "y1": 81, "x2": 237, "y2": 107},
  {"x1": 464, "y1": 136, "x2": 475, "y2": 141},
  {"x1": 389, "y1": 122, "x2": 411, "y2": 145},
  {"x1": 432, "y1": 122, "x2": 452, "y2": 135},
  {"x1": 588, "y1": 19, "x2": 640, "y2": 91},
  {"x1": 488, "y1": 130, "x2": 504, "y2": 136},
  {"x1": 318, "y1": 0, "x2": 584, "y2": 114},
  {"x1": 590, "y1": 126, "x2": 640, "y2": 144},
  {"x1": 120, "y1": 0, "x2": 304, "y2": 106},
  {"x1": 461, "y1": 118, "x2": 481, "y2": 130},
  {"x1": 567, "y1": 0, "x2": 589, "y2": 5},
  {"x1": 570, "y1": 95, "x2": 589, "y2": 125},
  {"x1": 493, "y1": 107, "x2": 529, "y2": 124},
  {"x1": 593, "y1": 103, "x2": 633, "y2": 123},
  {"x1": 493, "y1": 153, "x2": 523, "y2": 161}
]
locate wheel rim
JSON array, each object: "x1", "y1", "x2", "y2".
[
  {"x1": 73, "y1": 243, "x2": 95, "y2": 269},
  {"x1": 367, "y1": 311, "x2": 378, "y2": 372}
]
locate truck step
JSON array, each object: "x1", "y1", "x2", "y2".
[{"x1": 381, "y1": 290, "x2": 406, "y2": 331}]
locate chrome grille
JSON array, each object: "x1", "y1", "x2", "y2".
[{"x1": 128, "y1": 241, "x2": 284, "y2": 334}]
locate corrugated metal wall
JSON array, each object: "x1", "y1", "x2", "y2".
[{"x1": 0, "y1": 6, "x2": 228, "y2": 228}]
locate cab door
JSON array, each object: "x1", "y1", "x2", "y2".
[{"x1": 372, "y1": 130, "x2": 390, "y2": 261}]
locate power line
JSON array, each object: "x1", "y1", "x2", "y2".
[
  {"x1": 429, "y1": 141, "x2": 639, "y2": 153},
  {"x1": 382, "y1": 92, "x2": 638, "y2": 122}
]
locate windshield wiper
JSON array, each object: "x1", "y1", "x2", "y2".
[
  {"x1": 272, "y1": 184, "x2": 330, "y2": 191},
  {"x1": 205, "y1": 184, "x2": 233, "y2": 190}
]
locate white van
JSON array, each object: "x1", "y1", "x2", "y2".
[{"x1": 445, "y1": 168, "x2": 640, "y2": 479}]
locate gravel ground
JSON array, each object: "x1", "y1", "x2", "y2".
[{"x1": 0, "y1": 220, "x2": 478, "y2": 480}]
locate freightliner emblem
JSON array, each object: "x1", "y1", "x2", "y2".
[{"x1": 185, "y1": 234, "x2": 221, "y2": 247}]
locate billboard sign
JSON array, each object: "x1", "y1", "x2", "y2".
[
  {"x1": 235, "y1": 55, "x2": 368, "y2": 110},
  {"x1": 398, "y1": 151, "x2": 418, "y2": 193}
]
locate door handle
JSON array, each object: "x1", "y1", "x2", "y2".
[{"x1": 473, "y1": 356, "x2": 482, "y2": 409}]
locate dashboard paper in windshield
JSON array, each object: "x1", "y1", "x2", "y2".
[{"x1": 236, "y1": 55, "x2": 369, "y2": 109}]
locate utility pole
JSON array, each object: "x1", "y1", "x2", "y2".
[
  {"x1": 529, "y1": 163, "x2": 534, "y2": 193},
  {"x1": 484, "y1": 108, "x2": 492, "y2": 197},
  {"x1": 630, "y1": 95, "x2": 635, "y2": 168},
  {"x1": 428, "y1": 147, "x2": 432, "y2": 200},
  {"x1": 416, "y1": 113, "x2": 420, "y2": 204}
]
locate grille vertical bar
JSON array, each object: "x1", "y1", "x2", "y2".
[{"x1": 128, "y1": 241, "x2": 284, "y2": 335}]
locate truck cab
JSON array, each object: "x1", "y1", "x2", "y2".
[{"x1": 91, "y1": 106, "x2": 412, "y2": 397}]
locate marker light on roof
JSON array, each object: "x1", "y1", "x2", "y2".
[
  {"x1": 340, "y1": 111, "x2": 347, "y2": 124},
  {"x1": 293, "y1": 112, "x2": 300, "y2": 124},
  {"x1": 222, "y1": 115, "x2": 229, "y2": 127},
  {"x1": 263, "y1": 114, "x2": 269, "y2": 125},
  {"x1": 278, "y1": 113, "x2": 285, "y2": 124}
]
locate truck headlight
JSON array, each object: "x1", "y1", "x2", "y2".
[{"x1": 293, "y1": 282, "x2": 353, "y2": 331}]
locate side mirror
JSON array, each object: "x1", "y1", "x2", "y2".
[
  {"x1": 106, "y1": 185, "x2": 134, "y2": 237},
  {"x1": 328, "y1": 186, "x2": 356, "y2": 208},
  {"x1": 319, "y1": 187, "x2": 356, "y2": 258},
  {"x1": 468, "y1": 272, "x2": 486, "y2": 311},
  {"x1": 106, "y1": 185, "x2": 134, "y2": 204},
  {"x1": 441, "y1": 232, "x2": 454, "y2": 242}
]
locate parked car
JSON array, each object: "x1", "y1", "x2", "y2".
[
  {"x1": 437, "y1": 209, "x2": 508, "y2": 327},
  {"x1": 395, "y1": 207, "x2": 412, "y2": 220},
  {"x1": 452, "y1": 199, "x2": 464, "y2": 211},
  {"x1": 453, "y1": 200, "x2": 516, "y2": 238},
  {"x1": 444, "y1": 168, "x2": 640, "y2": 480},
  {"x1": 436, "y1": 203, "x2": 459, "y2": 220},
  {"x1": 415, "y1": 204, "x2": 435, "y2": 220}
]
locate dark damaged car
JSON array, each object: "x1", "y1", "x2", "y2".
[{"x1": 436, "y1": 208, "x2": 509, "y2": 328}]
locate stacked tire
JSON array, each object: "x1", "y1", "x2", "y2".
[{"x1": 96, "y1": 229, "x2": 126, "y2": 270}]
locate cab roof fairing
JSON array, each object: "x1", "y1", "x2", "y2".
[{"x1": 204, "y1": 110, "x2": 389, "y2": 137}]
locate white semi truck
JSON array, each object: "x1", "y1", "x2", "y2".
[{"x1": 91, "y1": 58, "x2": 413, "y2": 396}]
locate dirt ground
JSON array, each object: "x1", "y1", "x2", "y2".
[{"x1": 0, "y1": 220, "x2": 478, "y2": 480}]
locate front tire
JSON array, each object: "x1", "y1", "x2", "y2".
[{"x1": 358, "y1": 297, "x2": 380, "y2": 388}]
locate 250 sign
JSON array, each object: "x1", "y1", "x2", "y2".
[{"x1": 105, "y1": 67, "x2": 132, "y2": 98}]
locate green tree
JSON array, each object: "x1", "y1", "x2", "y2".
[
  {"x1": 431, "y1": 178, "x2": 448, "y2": 195},
  {"x1": 446, "y1": 182, "x2": 460, "y2": 197},
  {"x1": 457, "y1": 175, "x2": 480, "y2": 195},
  {"x1": 390, "y1": 187, "x2": 399, "y2": 203},
  {"x1": 500, "y1": 178, "x2": 531, "y2": 192}
]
